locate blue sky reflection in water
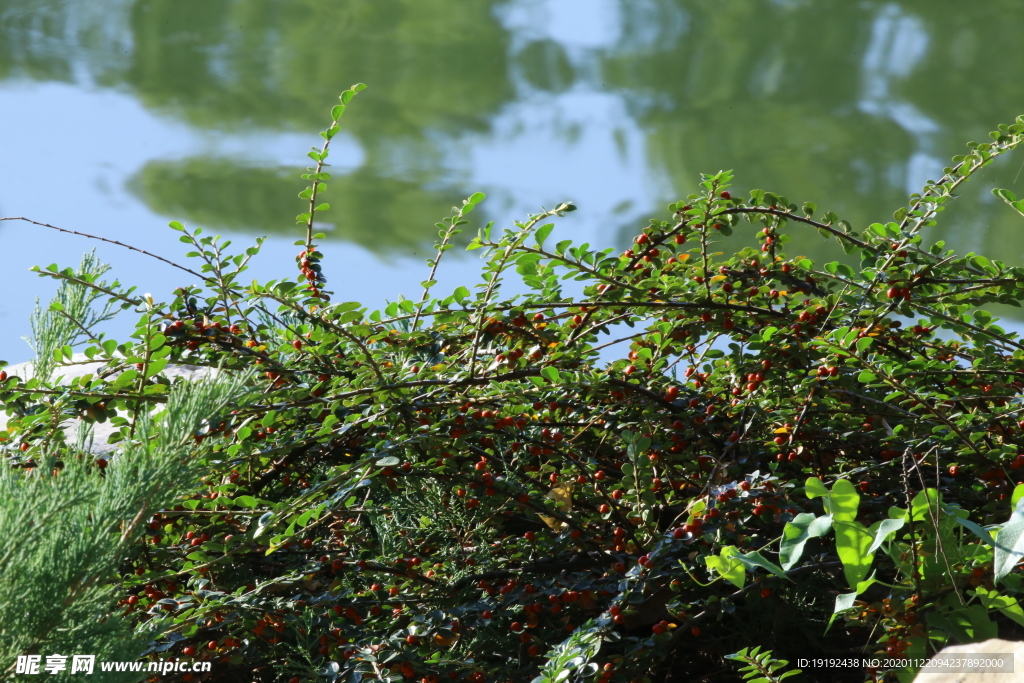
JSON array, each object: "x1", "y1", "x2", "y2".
[{"x1": 2, "y1": 0, "x2": 1024, "y2": 362}]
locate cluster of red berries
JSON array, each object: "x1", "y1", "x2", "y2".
[
  {"x1": 298, "y1": 246, "x2": 329, "y2": 300},
  {"x1": 886, "y1": 283, "x2": 912, "y2": 300}
]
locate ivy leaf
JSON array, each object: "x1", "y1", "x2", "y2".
[
  {"x1": 974, "y1": 587, "x2": 1024, "y2": 628},
  {"x1": 731, "y1": 550, "x2": 790, "y2": 581},
  {"x1": 780, "y1": 513, "x2": 833, "y2": 570},
  {"x1": 705, "y1": 546, "x2": 746, "y2": 589},
  {"x1": 833, "y1": 520, "x2": 874, "y2": 589},
  {"x1": 826, "y1": 591, "x2": 859, "y2": 633},
  {"x1": 866, "y1": 518, "x2": 906, "y2": 555}
]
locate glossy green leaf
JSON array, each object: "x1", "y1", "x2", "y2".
[
  {"x1": 705, "y1": 546, "x2": 746, "y2": 589},
  {"x1": 834, "y1": 520, "x2": 873, "y2": 589},
  {"x1": 995, "y1": 496, "x2": 1024, "y2": 585},
  {"x1": 780, "y1": 513, "x2": 833, "y2": 570}
]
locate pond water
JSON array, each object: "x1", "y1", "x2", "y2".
[{"x1": 2, "y1": 0, "x2": 1024, "y2": 363}]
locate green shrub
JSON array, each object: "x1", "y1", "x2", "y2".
[{"x1": 5, "y1": 86, "x2": 1024, "y2": 683}]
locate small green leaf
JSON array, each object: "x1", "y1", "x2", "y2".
[
  {"x1": 993, "y1": 188, "x2": 1018, "y2": 203},
  {"x1": 535, "y1": 223, "x2": 555, "y2": 249},
  {"x1": 856, "y1": 337, "x2": 875, "y2": 353},
  {"x1": 1012, "y1": 483, "x2": 1024, "y2": 509},
  {"x1": 541, "y1": 367, "x2": 560, "y2": 383},
  {"x1": 146, "y1": 358, "x2": 168, "y2": 377}
]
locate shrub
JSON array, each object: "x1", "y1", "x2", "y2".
[{"x1": 5, "y1": 87, "x2": 1024, "y2": 683}]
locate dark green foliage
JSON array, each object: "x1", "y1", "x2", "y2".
[{"x1": 7, "y1": 91, "x2": 1024, "y2": 683}]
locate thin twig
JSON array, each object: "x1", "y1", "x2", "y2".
[{"x1": 1, "y1": 217, "x2": 204, "y2": 280}]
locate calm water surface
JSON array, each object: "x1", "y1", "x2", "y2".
[{"x1": 2, "y1": 0, "x2": 1024, "y2": 362}]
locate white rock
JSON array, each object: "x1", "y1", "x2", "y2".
[
  {"x1": 0, "y1": 354, "x2": 211, "y2": 453},
  {"x1": 913, "y1": 639, "x2": 1024, "y2": 682}
]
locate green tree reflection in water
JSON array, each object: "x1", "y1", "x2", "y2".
[
  {"x1": 0, "y1": 0, "x2": 517, "y2": 253},
  {"x1": 598, "y1": 0, "x2": 1024, "y2": 273},
  {"x1": 122, "y1": 0, "x2": 516, "y2": 252},
  {"x1": 129, "y1": 157, "x2": 461, "y2": 261},
  {"x1": 4, "y1": 0, "x2": 1024, "y2": 275}
]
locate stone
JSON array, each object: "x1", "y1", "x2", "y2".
[
  {"x1": 0, "y1": 354, "x2": 211, "y2": 453},
  {"x1": 913, "y1": 639, "x2": 1024, "y2": 682}
]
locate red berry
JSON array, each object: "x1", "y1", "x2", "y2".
[{"x1": 720, "y1": 191, "x2": 731, "y2": 200}]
